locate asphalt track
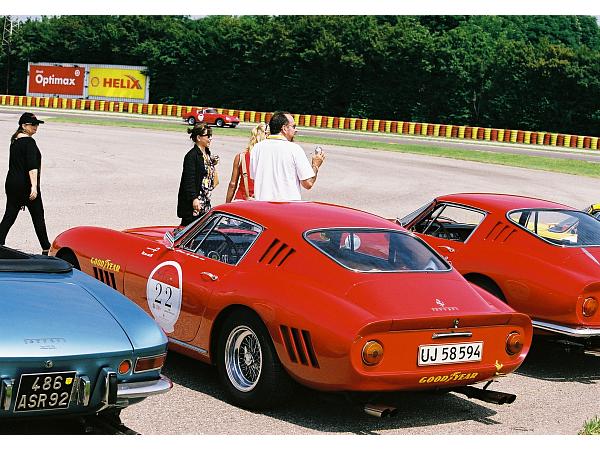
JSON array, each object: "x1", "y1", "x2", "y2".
[{"x1": 0, "y1": 108, "x2": 599, "y2": 435}]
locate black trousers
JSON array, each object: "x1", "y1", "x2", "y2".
[{"x1": 0, "y1": 193, "x2": 51, "y2": 250}]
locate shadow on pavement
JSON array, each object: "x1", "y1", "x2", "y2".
[
  {"x1": 163, "y1": 352, "x2": 503, "y2": 434},
  {"x1": 0, "y1": 417, "x2": 87, "y2": 434},
  {"x1": 516, "y1": 336, "x2": 600, "y2": 383}
]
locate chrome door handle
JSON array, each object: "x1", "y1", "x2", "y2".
[
  {"x1": 437, "y1": 245, "x2": 455, "y2": 253},
  {"x1": 200, "y1": 272, "x2": 218, "y2": 281}
]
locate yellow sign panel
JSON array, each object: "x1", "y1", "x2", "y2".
[{"x1": 88, "y1": 67, "x2": 147, "y2": 100}]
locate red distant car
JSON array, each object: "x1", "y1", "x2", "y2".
[
  {"x1": 182, "y1": 107, "x2": 239, "y2": 127},
  {"x1": 50, "y1": 202, "x2": 531, "y2": 412},
  {"x1": 399, "y1": 193, "x2": 600, "y2": 351}
]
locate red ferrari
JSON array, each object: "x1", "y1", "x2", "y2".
[
  {"x1": 399, "y1": 193, "x2": 600, "y2": 351},
  {"x1": 50, "y1": 202, "x2": 532, "y2": 411},
  {"x1": 182, "y1": 107, "x2": 239, "y2": 127}
]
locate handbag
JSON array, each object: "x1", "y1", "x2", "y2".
[{"x1": 239, "y1": 151, "x2": 254, "y2": 200}]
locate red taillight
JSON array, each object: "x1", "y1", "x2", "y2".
[
  {"x1": 118, "y1": 360, "x2": 132, "y2": 375},
  {"x1": 134, "y1": 353, "x2": 167, "y2": 373},
  {"x1": 505, "y1": 332, "x2": 523, "y2": 355},
  {"x1": 583, "y1": 297, "x2": 598, "y2": 318}
]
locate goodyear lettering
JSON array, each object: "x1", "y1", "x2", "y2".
[
  {"x1": 419, "y1": 371, "x2": 479, "y2": 384},
  {"x1": 90, "y1": 257, "x2": 121, "y2": 272},
  {"x1": 102, "y1": 75, "x2": 141, "y2": 90},
  {"x1": 35, "y1": 73, "x2": 76, "y2": 87}
]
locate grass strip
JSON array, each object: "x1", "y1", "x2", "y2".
[
  {"x1": 579, "y1": 416, "x2": 600, "y2": 435},
  {"x1": 48, "y1": 116, "x2": 600, "y2": 179}
]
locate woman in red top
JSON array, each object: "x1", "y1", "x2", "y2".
[{"x1": 225, "y1": 122, "x2": 267, "y2": 202}]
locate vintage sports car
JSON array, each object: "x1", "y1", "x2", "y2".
[
  {"x1": 587, "y1": 203, "x2": 600, "y2": 219},
  {"x1": 51, "y1": 202, "x2": 532, "y2": 411},
  {"x1": 0, "y1": 246, "x2": 172, "y2": 421},
  {"x1": 182, "y1": 107, "x2": 240, "y2": 127},
  {"x1": 398, "y1": 193, "x2": 600, "y2": 350}
]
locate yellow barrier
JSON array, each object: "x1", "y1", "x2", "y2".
[{"x1": 4, "y1": 94, "x2": 599, "y2": 149}]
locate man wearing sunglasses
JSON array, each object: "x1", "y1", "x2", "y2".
[{"x1": 250, "y1": 111, "x2": 325, "y2": 201}]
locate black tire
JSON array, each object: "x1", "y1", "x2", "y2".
[
  {"x1": 57, "y1": 249, "x2": 81, "y2": 270},
  {"x1": 216, "y1": 309, "x2": 294, "y2": 410},
  {"x1": 215, "y1": 118, "x2": 225, "y2": 127},
  {"x1": 187, "y1": 117, "x2": 196, "y2": 125}
]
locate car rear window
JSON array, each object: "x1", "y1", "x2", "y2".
[
  {"x1": 508, "y1": 209, "x2": 600, "y2": 246},
  {"x1": 305, "y1": 228, "x2": 450, "y2": 272}
]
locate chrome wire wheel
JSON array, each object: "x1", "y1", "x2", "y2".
[{"x1": 224, "y1": 325, "x2": 262, "y2": 392}]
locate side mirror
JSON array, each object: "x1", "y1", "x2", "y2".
[{"x1": 164, "y1": 230, "x2": 175, "y2": 250}]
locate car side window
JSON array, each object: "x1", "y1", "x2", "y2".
[
  {"x1": 508, "y1": 209, "x2": 600, "y2": 246},
  {"x1": 181, "y1": 216, "x2": 220, "y2": 253},
  {"x1": 186, "y1": 215, "x2": 262, "y2": 265},
  {"x1": 412, "y1": 204, "x2": 485, "y2": 242}
]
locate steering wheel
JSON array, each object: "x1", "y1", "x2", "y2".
[
  {"x1": 429, "y1": 219, "x2": 450, "y2": 238},
  {"x1": 212, "y1": 230, "x2": 240, "y2": 262}
]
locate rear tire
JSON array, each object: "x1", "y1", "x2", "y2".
[
  {"x1": 216, "y1": 309, "x2": 294, "y2": 410},
  {"x1": 187, "y1": 117, "x2": 196, "y2": 125}
]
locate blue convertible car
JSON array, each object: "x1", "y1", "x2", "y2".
[{"x1": 0, "y1": 246, "x2": 172, "y2": 421}]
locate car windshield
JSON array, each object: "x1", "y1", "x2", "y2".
[
  {"x1": 397, "y1": 202, "x2": 432, "y2": 226},
  {"x1": 305, "y1": 228, "x2": 450, "y2": 272},
  {"x1": 171, "y1": 214, "x2": 206, "y2": 241},
  {"x1": 205, "y1": 108, "x2": 217, "y2": 113},
  {"x1": 507, "y1": 209, "x2": 600, "y2": 246}
]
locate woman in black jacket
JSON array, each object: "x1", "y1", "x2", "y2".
[
  {"x1": 0, "y1": 112, "x2": 51, "y2": 254},
  {"x1": 177, "y1": 122, "x2": 219, "y2": 226}
]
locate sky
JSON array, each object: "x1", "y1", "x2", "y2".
[{"x1": 2, "y1": 0, "x2": 599, "y2": 16}]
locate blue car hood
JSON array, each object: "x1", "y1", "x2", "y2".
[{"x1": 0, "y1": 280, "x2": 133, "y2": 358}]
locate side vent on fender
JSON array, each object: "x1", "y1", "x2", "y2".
[
  {"x1": 279, "y1": 325, "x2": 319, "y2": 368},
  {"x1": 259, "y1": 239, "x2": 295, "y2": 267},
  {"x1": 93, "y1": 267, "x2": 117, "y2": 289},
  {"x1": 484, "y1": 221, "x2": 517, "y2": 243}
]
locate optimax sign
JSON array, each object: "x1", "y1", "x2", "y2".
[
  {"x1": 88, "y1": 67, "x2": 147, "y2": 101},
  {"x1": 27, "y1": 65, "x2": 85, "y2": 96}
]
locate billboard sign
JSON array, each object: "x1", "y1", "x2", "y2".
[
  {"x1": 27, "y1": 64, "x2": 85, "y2": 96},
  {"x1": 88, "y1": 67, "x2": 148, "y2": 101},
  {"x1": 26, "y1": 63, "x2": 149, "y2": 103}
]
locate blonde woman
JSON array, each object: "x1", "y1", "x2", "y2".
[{"x1": 225, "y1": 122, "x2": 267, "y2": 202}]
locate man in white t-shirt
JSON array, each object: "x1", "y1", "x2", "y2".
[{"x1": 250, "y1": 111, "x2": 325, "y2": 201}]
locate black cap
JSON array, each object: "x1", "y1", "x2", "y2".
[{"x1": 19, "y1": 112, "x2": 45, "y2": 126}]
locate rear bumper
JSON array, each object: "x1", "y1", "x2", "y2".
[
  {"x1": 533, "y1": 320, "x2": 600, "y2": 337},
  {"x1": 117, "y1": 374, "x2": 172, "y2": 400}
]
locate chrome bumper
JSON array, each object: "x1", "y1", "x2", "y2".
[
  {"x1": 533, "y1": 320, "x2": 600, "y2": 337},
  {"x1": 117, "y1": 374, "x2": 173, "y2": 399}
]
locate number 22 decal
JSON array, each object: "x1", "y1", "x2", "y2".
[
  {"x1": 154, "y1": 283, "x2": 173, "y2": 308},
  {"x1": 147, "y1": 261, "x2": 183, "y2": 333}
]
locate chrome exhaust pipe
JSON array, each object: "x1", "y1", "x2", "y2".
[
  {"x1": 364, "y1": 404, "x2": 398, "y2": 418},
  {"x1": 453, "y1": 386, "x2": 516, "y2": 405}
]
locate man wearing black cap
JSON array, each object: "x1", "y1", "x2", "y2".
[{"x1": 0, "y1": 112, "x2": 51, "y2": 254}]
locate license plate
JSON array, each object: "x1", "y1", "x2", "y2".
[
  {"x1": 418, "y1": 342, "x2": 483, "y2": 366},
  {"x1": 13, "y1": 371, "x2": 76, "y2": 412}
]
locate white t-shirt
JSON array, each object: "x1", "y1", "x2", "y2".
[{"x1": 250, "y1": 136, "x2": 315, "y2": 201}]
